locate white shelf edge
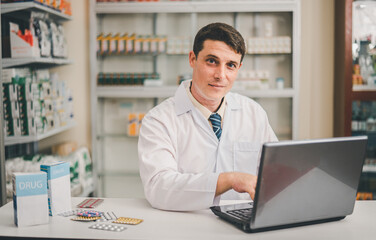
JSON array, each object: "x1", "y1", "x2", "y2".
[
  {"x1": 98, "y1": 52, "x2": 291, "y2": 57},
  {"x1": 363, "y1": 164, "x2": 376, "y2": 173},
  {"x1": 96, "y1": 1, "x2": 297, "y2": 14},
  {"x1": 1, "y1": 2, "x2": 72, "y2": 21},
  {"x1": 4, "y1": 121, "x2": 76, "y2": 146},
  {"x1": 232, "y1": 88, "x2": 296, "y2": 98},
  {"x1": 96, "y1": 86, "x2": 296, "y2": 98},
  {"x1": 97, "y1": 85, "x2": 177, "y2": 98},
  {"x1": 353, "y1": 85, "x2": 376, "y2": 91},
  {"x1": 98, "y1": 171, "x2": 140, "y2": 177},
  {"x1": 2, "y1": 57, "x2": 72, "y2": 68}
]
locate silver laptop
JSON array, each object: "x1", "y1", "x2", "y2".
[{"x1": 211, "y1": 136, "x2": 368, "y2": 232}]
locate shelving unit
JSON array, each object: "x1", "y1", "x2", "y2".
[
  {"x1": 0, "y1": 2, "x2": 74, "y2": 206},
  {"x1": 4, "y1": 121, "x2": 76, "y2": 146},
  {"x1": 97, "y1": 86, "x2": 295, "y2": 99},
  {"x1": 1, "y1": 1, "x2": 72, "y2": 21},
  {"x1": 334, "y1": 0, "x2": 376, "y2": 199},
  {"x1": 2, "y1": 57, "x2": 72, "y2": 68},
  {"x1": 0, "y1": 6, "x2": 5, "y2": 206},
  {"x1": 90, "y1": 0, "x2": 301, "y2": 197}
]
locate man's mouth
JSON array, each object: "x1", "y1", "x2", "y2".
[{"x1": 209, "y1": 84, "x2": 225, "y2": 88}]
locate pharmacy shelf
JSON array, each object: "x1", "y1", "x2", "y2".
[
  {"x1": 98, "y1": 170, "x2": 139, "y2": 177},
  {"x1": 97, "y1": 85, "x2": 295, "y2": 99},
  {"x1": 96, "y1": 1, "x2": 297, "y2": 14},
  {"x1": 1, "y1": 2, "x2": 72, "y2": 21},
  {"x1": 4, "y1": 121, "x2": 76, "y2": 146},
  {"x1": 97, "y1": 85, "x2": 177, "y2": 98},
  {"x1": 353, "y1": 85, "x2": 376, "y2": 91},
  {"x1": 232, "y1": 88, "x2": 295, "y2": 98},
  {"x1": 90, "y1": 0, "x2": 301, "y2": 197},
  {"x1": 363, "y1": 164, "x2": 376, "y2": 173},
  {"x1": 98, "y1": 52, "x2": 292, "y2": 58},
  {"x1": 2, "y1": 57, "x2": 72, "y2": 68},
  {"x1": 97, "y1": 133, "x2": 135, "y2": 139}
]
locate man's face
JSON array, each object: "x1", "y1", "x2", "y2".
[{"x1": 189, "y1": 40, "x2": 242, "y2": 109}]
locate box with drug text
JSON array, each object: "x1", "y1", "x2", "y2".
[{"x1": 12, "y1": 172, "x2": 49, "y2": 227}]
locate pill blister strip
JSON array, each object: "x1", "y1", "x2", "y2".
[
  {"x1": 58, "y1": 209, "x2": 85, "y2": 217},
  {"x1": 71, "y1": 216, "x2": 102, "y2": 222},
  {"x1": 96, "y1": 212, "x2": 117, "y2": 222},
  {"x1": 113, "y1": 217, "x2": 143, "y2": 225},
  {"x1": 77, "y1": 198, "x2": 104, "y2": 208},
  {"x1": 58, "y1": 209, "x2": 104, "y2": 217},
  {"x1": 89, "y1": 223, "x2": 126, "y2": 232}
]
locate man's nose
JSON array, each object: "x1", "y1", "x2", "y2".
[{"x1": 214, "y1": 64, "x2": 226, "y2": 80}]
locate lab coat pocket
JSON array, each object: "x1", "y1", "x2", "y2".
[{"x1": 233, "y1": 142, "x2": 261, "y2": 175}]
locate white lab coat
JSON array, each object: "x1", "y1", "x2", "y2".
[{"x1": 138, "y1": 80, "x2": 278, "y2": 211}]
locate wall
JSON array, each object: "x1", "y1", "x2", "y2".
[
  {"x1": 299, "y1": 0, "x2": 335, "y2": 139},
  {"x1": 39, "y1": 0, "x2": 91, "y2": 151}
]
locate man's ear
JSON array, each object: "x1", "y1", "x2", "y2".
[
  {"x1": 189, "y1": 51, "x2": 196, "y2": 68},
  {"x1": 239, "y1": 62, "x2": 243, "y2": 69}
]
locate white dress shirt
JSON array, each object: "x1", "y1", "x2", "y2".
[
  {"x1": 138, "y1": 80, "x2": 278, "y2": 211},
  {"x1": 186, "y1": 82, "x2": 226, "y2": 128}
]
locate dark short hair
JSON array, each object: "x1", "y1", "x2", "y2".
[{"x1": 193, "y1": 22, "x2": 246, "y2": 62}]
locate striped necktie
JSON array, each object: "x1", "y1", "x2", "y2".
[{"x1": 209, "y1": 113, "x2": 222, "y2": 140}]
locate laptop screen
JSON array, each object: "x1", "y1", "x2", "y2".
[{"x1": 251, "y1": 136, "x2": 367, "y2": 229}]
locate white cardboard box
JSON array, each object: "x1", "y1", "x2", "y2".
[
  {"x1": 10, "y1": 22, "x2": 40, "y2": 58},
  {"x1": 40, "y1": 161, "x2": 72, "y2": 216},
  {"x1": 12, "y1": 172, "x2": 49, "y2": 227}
]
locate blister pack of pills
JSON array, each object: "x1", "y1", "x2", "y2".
[
  {"x1": 77, "y1": 210, "x2": 101, "y2": 217},
  {"x1": 96, "y1": 212, "x2": 117, "y2": 222},
  {"x1": 89, "y1": 223, "x2": 126, "y2": 232},
  {"x1": 113, "y1": 217, "x2": 143, "y2": 225},
  {"x1": 71, "y1": 216, "x2": 101, "y2": 222},
  {"x1": 77, "y1": 198, "x2": 104, "y2": 208},
  {"x1": 58, "y1": 209, "x2": 83, "y2": 217}
]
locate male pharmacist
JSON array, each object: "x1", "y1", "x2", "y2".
[{"x1": 138, "y1": 22, "x2": 277, "y2": 211}]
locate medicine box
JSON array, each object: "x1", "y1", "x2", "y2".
[
  {"x1": 10, "y1": 22, "x2": 40, "y2": 58},
  {"x1": 5, "y1": 119, "x2": 21, "y2": 137},
  {"x1": 40, "y1": 161, "x2": 72, "y2": 216},
  {"x1": 12, "y1": 172, "x2": 49, "y2": 227}
]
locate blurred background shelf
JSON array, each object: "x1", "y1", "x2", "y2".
[
  {"x1": 4, "y1": 121, "x2": 76, "y2": 146},
  {"x1": 1, "y1": 1, "x2": 72, "y2": 21}
]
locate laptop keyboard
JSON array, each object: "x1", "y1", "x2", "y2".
[{"x1": 226, "y1": 208, "x2": 253, "y2": 221}]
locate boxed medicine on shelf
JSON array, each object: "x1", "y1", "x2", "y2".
[
  {"x1": 97, "y1": 33, "x2": 167, "y2": 56},
  {"x1": 2, "y1": 11, "x2": 68, "y2": 59},
  {"x1": 97, "y1": 72, "x2": 160, "y2": 86},
  {"x1": 2, "y1": 68, "x2": 74, "y2": 137}
]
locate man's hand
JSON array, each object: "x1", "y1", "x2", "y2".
[{"x1": 215, "y1": 172, "x2": 258, "y2": 199}]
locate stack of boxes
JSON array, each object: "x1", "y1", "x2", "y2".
[
  {"x1": 247, "y1": 36, "x2": 291, "y2": 54},
  {"x1": 97, "y1": 33, "x2": 167, "y2": 56},
  {"x1": 2, "y1": 68, "x2": 34, "y2": 137},
  {"x1": 1, "y1": 68, "x2": 74, "y2": 138}
]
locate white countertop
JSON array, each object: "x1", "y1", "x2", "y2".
[{"x1": 0, "y1": 198, "x2": 375, "y2": 239}]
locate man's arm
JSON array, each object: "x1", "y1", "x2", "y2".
[
  {"x1": 139, "y1": 112, "x2": 220, "y2": 211},
  {"x1": 216, "y1": 172, "x2": 257, "y2": 199}
]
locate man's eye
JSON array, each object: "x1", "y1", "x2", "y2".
[
  {"x1": 207, "y1": 59, "x2": 216, "y2": 64},
  {"x1": 228, "y1": 63, "x2": 236, "y2": 68}
]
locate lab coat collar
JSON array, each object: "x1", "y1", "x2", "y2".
[
  {"x1": 174, "y1": 80, "x2": 194, "y2": 116},
  {"x1": 174, "y1": 80, "x2": 242, "y2": 116},
  {"x1": 226, "y1": 91, "x2": 242, "y2": 111}
]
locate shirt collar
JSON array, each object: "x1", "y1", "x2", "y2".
[
  {"x1": 174, "y1": 80, "x2": 241, "y2": 116},
  {"x1": 186, "y1": 80, "x2": 226, "y2": 120}
]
